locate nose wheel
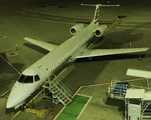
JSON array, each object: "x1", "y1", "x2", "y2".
[{"x1": 20, "y1": 103, "x2": 27, "y2": 111}]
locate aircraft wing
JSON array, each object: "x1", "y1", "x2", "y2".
[
  {"x1": 24, "y1": 37, "x2": 59, "y2": 51},
  {"x1": 76, "y1": 48, "x2": 149, "y2": 58}
]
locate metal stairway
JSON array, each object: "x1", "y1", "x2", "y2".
[
  {"x1": 142, "y1": 101, "x2": 151, "y2": 113},
  {"x1": 43, "y1": 78, "x2": 72, "y2": 106},
  {"x1": 107, "y1": 80, "x2": 130, "y2": 100}
]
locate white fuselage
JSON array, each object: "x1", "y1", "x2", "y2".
[
  {"x1": 34, "y1": 24, "x2": 96, "y2": 74},
  {"x1": 6, "y1": 23, "x2": 106, "y2": 109}
]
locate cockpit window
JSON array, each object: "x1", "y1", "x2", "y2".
[
  {"x1": 35, "y1": 75, "x2": 40, "y2": 81},
  {"x1": 18, "y1": 75, "x2": 33, "y2": 83}
]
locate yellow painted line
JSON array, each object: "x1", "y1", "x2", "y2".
[
  {"x1": 25, "y1": 108, "x2": 48, "y2": 117},
  {"x1": 88, "y1": 19, "x2": 119, "y2": 48},
  {"x1": 52, "y1": 61, "x2": 74, "y2": 82},
  {"x1": 0, "y1": 55, "x2": 21, "y2": 74},
  {"x1": 9, "y1": 60, "x2": 73, "y2": 119},
  {"x1": 10, "y1": 111, "x2": 21, "y2": 120},
  {"x1": 6, "y1": 52, "x2": 18, "y2": 57},
  {"x1": 106, "y1": 19, "x2": 119, "y2": 32},
  {"x1": 0, "y1": 88, "x2": 12, "y2": 98},
  {"x1": 26, "y1": 88, "x2": 44, "y2": 107}
]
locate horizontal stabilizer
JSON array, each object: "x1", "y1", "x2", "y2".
[
  {"x1": 24, "y1": 37, "x2": 59, "y2": 51},
  {"x1": 76, "y1": 48, "x2": 149, "y2": 58}
]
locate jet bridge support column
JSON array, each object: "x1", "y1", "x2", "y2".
[
  {"x1": 125, "y1": 89, "x2": 145, "y2": 120},
  {"x1": 141, "y1": 91, "x2": 151, "y2": 119}
]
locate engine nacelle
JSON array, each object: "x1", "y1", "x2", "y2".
[
  {"x1": 70, "y1": 23, "x2": 85, "y2": 35},
  {"x1": 94, "y1": 25, "x2": 107, "y2": 37}
]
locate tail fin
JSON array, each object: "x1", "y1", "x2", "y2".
[
  {"x1": 93, "y1": 4, "x2": 100, "y2": 25},
  {"x1": 81, "y1": 4, "x2": 120, "y2": 26}
]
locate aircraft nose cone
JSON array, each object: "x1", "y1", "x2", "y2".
[{"x1": 6, "y1": 81, "x2": 35, "y2": 109}]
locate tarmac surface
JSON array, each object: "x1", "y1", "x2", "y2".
[{"x1": 1, "y1": 0, "x2": 151, "y2": 120}]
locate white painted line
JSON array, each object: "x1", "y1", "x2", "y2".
[
  {"x1": 118, "y1": 23, "x2": 136, "y2": 26},
  {"x1": 22, "y1": 16, "x2": 74, "y2": 25},
  {"x1": 21, "y1": 12, "x2": 26, "y2": 15},
  {"x1": 76, "y1": 96, "x2": 92, "y2": 120},
  {"x1": 53, "y1": 106, "x2": 66, "y2": 120},
  {"x1": 15, "y1": 11, "x2": 19, "y2": 13},
  {"x1": 100, "y1": 18, "x2": 114, "y2": 21},
  {"x1": 73, "y1": 20, "x2": 89, "y2": 23},
  {"x1": 48, "y1": 17, "x2": 60, "y2": 20},
  {"x1": 53, "y1": 77, "x2": 145, "y2": 120},
  {"x1": 123, "y1": 20, "x2": 150, "y2": 23},
  {"x1": 116, "y1": 26, "x2": 151, "y2": 30},
  {"x1": 22, "y1": 8, "x2": 37, "y2": 13},
  {"x1": 32, "y1": 14, "x2": 39, "y2": 17},
  {"x1": 40, "y1": 12, "x2": 91, "y2": 20}
]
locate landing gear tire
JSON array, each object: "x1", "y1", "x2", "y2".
[{"x1": 20, "y1": 103, "x2": 26, "y2": 111}]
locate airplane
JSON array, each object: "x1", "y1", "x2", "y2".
[{"x1": 6, "y1": 4, "x2": 149, "y2": 110}]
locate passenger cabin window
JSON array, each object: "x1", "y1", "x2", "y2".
[
  {"x1": 18, "y1": 75, "x2": 33, "y2": 83},
  {"x1": 35, "y1": 75, "x2": 40, "y2": 81}
]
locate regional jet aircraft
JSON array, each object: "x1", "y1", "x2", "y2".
[{"x1": 6, "y1": 4, "x2": 149, "y2": 109}]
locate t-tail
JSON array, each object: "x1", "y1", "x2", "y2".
[
  {"x1": 81, "y1": 4, "x2": 120, "y2": 26},
  {"x1": 92, "y1": 4, "x2": 100, "y2": 26}
]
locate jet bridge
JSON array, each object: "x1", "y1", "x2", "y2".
[
  {"x1": 126, "y1": 68, "x2": 151, "y2": 120},
  {"x1": 107, "y1": 69, "x2": 151, "y2": 120}
]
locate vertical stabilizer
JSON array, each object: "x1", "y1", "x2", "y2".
[
  {"x1": 81, "y1": 4, "x2": 120, "y2": 26},
  {"x1": 93, "y1": 4, "x2": 100, "y2": 25},
  {"x1": 81, "y1": 4, "x2": 101, "y2": 26}
]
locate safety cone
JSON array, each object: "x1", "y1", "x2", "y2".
[
  {"x1": 16, "y1": 44, "x2": 19, "y2": 50},
  {"x1": 129, "y1": 42, "x2": 132, "y2": 48},
  {"x1": 138, "y1": 54, "x2": 141, "y2": 61}
]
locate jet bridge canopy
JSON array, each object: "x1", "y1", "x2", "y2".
[
  {"x1": 127, "y1": 69, "x2": 151, "y2": 79},
  {"x1": 125, "y1": 89, "x2": 145, "y2": 99}
]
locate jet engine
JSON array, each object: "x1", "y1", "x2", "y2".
[
  {"x1": 94, "y1": 25, "x2": 107, "y2": 37},
  {"x1": 70, "y1": 23, "x2": 85, "y2": 35}
]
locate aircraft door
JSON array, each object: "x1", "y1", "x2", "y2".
[{"x1": 38, "y1": 65, "x2": 48, "y2": 82}]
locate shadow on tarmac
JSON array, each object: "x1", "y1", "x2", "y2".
[
  {"x1": 105, "y1": 97, "x2": 125, "y2": 111},
  {"x1": 23, "y1": 43, "x2": 49, "y2": 55}
]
